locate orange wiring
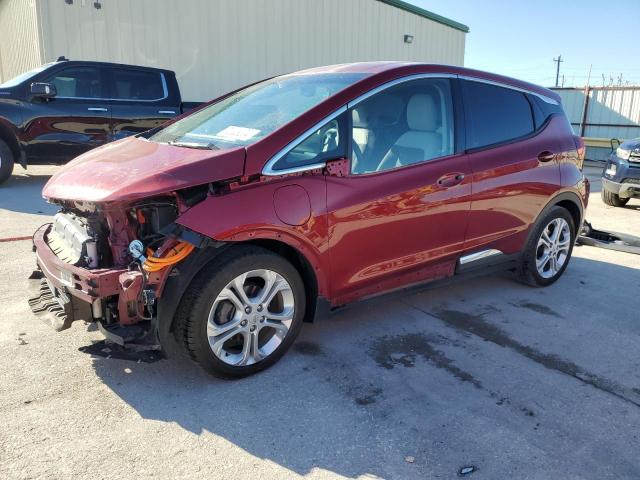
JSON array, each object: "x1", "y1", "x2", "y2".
[{"x1": 143, "y1": 241, "x2": 195, "y2": 272}]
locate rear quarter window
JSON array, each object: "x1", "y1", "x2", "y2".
[
  {"x1": 462, "y1": 80, "x2": 534, "y2": 149},
  {"x1": 528, "y1": 93, "x2": 564, "y2": 129}
]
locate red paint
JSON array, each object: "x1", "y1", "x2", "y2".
[
  {"x1": 325, "y1": 153, "x2": 472, "y2": 303},
  {"x1": 273, "y1": 185, "x2": 312, "y2": 226},
  {"x1": 42, "y1": 136, "x2": 245, "y2": 202},
  {"x1": 39, "y1": 62, "x2": 587, "y2": 317},
  {"x1": 463, "y1": 115, "x2": 574, "y2": 255}
]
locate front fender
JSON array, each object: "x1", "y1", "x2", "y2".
[{"x1": 175, "y1": 177, "x2": 330, "y2": 297}]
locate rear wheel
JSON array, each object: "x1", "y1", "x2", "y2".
[
  {"x1": 518, "y1": 206, "x2": 576, "y2": 287},
  {"x1": 0, "y1": 139, "x2": 15, "y2": 185},
  {"x1": 601, "y1": 188, "x2": 629, "y2": 207},
  {"x1": 176, "y1": 246, "x2": 306, "y2": 379}
]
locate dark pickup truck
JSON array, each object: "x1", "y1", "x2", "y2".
[{"x1": 0, "y1": 59, "x2": 200, "y2": 184}]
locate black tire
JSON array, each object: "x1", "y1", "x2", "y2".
[
  {"x1": 517, "y1": 206, "x2": 576, "y2": 287},
  {"x1": 0, "y1": 139, "x2": 15, "y2": 185},
  {"x1": 175, "y1": 246, "x2": 306, "y2": 379},
  {"x1": 601, "y1": 188, "x2": 629, "y2": 207}
]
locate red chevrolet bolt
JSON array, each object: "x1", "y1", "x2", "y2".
[{"x1": 30, "y1": 62, "x2": 589, "y2": 378}]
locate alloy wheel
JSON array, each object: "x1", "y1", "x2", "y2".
[
  {"x1": 207, "y1": 269, "x2": 294, "y2": 366},
  {"x1": 535, "y1": 218, "x2": 571, "y2": 279}
]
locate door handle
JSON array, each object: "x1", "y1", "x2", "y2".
[
  {"x1": 158, "y1": 110, "x2": 176, "y2": 114},
  {"x1": 87, "y1": 107, "x2": 108, "y2": 112},
  {"x1": 537, "y1": 151, "x2": 555, "y2": 162},
  {"x1": 437, "y1": 172, "x2": 465, "y2": 187}
]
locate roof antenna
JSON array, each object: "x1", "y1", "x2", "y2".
[{"x1": 57, "y1": 56, "x2": 68, "y2": 62}]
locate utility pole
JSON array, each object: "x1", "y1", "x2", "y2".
[{"x1": 553, "y1": 55, "x2": 563, "y2": 87}]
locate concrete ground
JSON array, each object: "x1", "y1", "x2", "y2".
[{"x1": 1, "y1": 163, "x2": 639, "y2": 480}]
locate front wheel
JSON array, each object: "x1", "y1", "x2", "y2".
[
  {"x1": 176, "y1": 246, "x2": 306, "y2": 379},
  {"x1": 518, "y1": 206, "x2": 576, "y2": 287}
]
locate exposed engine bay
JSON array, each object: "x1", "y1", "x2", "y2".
[{"x1": 28, "y1": 189, "x2": 209, "y2": 347}]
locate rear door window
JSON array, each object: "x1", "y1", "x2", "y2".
[
  {"x1": 46, "y1": 67, "x2": 104, "y2": 99},
  {"x1": 110, "y1": 68, "x2": 165, "y2": 101},
  {"x1": 462, "y1": 80, "x2": 534, "y2": 149}
]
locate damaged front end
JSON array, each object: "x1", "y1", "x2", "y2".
[{"x1": 28, "y1": 189, "x2": 209, "y2": 349}]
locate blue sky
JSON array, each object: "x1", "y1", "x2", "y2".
[{"x1": 412, "y1": 0, "x2": 639, "y2": 88}]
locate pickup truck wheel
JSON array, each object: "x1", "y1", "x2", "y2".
[
  {"x1": 0, "y1": 139, "x2": 15, "y2": 185},
  {"x1": 518, "y1": 206, "x2": 575, "y2": 287},
  {"x1": 176, "y1": 246, "x2": 306, "y2": 379},
  {"x1": 601, "y1": 188, "x2": 629, "y2": 207}
]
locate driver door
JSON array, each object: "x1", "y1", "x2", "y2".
[{"x1": 325, "y1": 77, "x2": 471, "y2": 305}]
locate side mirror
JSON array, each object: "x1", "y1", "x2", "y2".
[{"x1": 30, "y1": 82, "x2": 57, "y2": 98}]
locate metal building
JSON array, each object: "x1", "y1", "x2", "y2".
[{"x1": 0, "y1": 0, "x2": 468, "y2": 102}]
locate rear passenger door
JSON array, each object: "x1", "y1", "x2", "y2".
[
  {"x1": 107, "y1": 67, "x2": 177, "y2": 140},
  {"x1": 461, "y1": 79, "x2": 561, "y2": 255}
]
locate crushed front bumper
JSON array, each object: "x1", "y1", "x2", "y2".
[{"x1": 28, "y1": 223, "x2": 127, "y2": 331}]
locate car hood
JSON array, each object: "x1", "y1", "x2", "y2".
[
  {"x1": 42, "y1": 136, "x2": 246, "y2": 203},
  {"x1": 619, "y1": 138, "x2": 640, "y2": 153}
]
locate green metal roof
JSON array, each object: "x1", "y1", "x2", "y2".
[{"x1": 377, "y1": 0, "x2": 470, "y2": 33}]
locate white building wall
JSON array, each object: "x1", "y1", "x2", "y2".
[
  {"x1": 0, "y1": 0, "x2": 43, "y2": 84},
  {"x1": 35, "y1": 0, "x2": 466, "y2": 101}
]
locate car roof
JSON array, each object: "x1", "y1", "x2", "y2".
[
  {"x1": 48, "y1": 60, "x2": 174, "y2": 75},
  {"x1": 293, "y1": 61, "x2": 560, "y2": 103}
]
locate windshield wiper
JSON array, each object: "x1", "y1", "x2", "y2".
[{"x1": 168, "y1": 140, "x2": 219, "y2": 150}]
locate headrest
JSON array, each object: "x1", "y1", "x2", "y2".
[
  {"x1": 352, "y1": 105, "x2": 369, "y2": 128},
  {"x1": 352, "y1": 94, "x2": 403, "y2": 128},
  {"x1": 372, "y1": 94, "x2": 403, "y2": 126},
  {"x1": 406, "y1": 94, "x2": 438, "y2": 132}
]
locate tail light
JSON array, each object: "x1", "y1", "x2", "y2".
[{"x1": 573, "y1": 135, "x2": 585, "y2": 170}]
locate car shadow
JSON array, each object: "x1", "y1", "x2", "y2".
[
  {"x1": 0, "y1": 171, "x2": 58, "y2": 216},
  {"x1": 86, "y1": 254, "x2": 640, "y2": 478}
]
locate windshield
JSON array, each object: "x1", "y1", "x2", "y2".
[
  {"x1": 150, "y1": 72, "x2": 365, "y2": 149},
  {"x1": 0, "y1": 63, "x2": 54, "y2": 89}
]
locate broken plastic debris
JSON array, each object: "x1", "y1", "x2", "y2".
[{"x1": 459, "y1": 466, "x2": 476, "y2": 475}]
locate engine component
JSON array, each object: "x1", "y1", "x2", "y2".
[
  {"x1": 46, "y1": 211, "x2": 110, "y2": 268},
  {"x1": 128, "y1": 239, "x2": 146, "y2": 262},
  {"x1": 143, "y1": 241, "x2": 195, "y2": 272}
]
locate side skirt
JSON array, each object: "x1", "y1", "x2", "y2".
[
  {"x1": 455, "y1": 249, "x2": 520, "y2": 275},
  {"x1": 316, "y1": 249, "x2": 521, "y2": 321}
]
